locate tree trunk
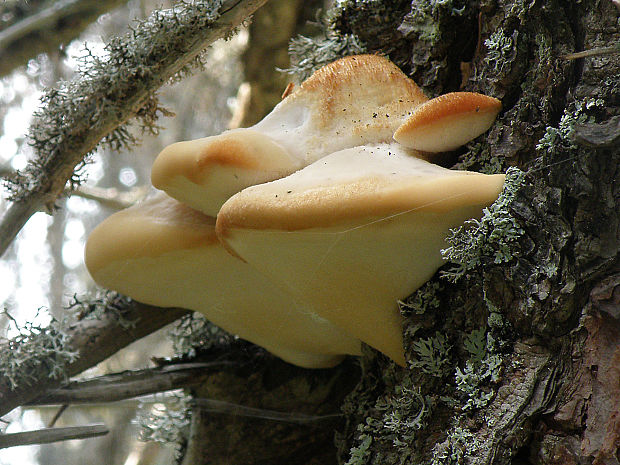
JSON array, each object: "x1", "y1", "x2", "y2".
[{"x1": 183, "y1": 1, "x2": 619, "y2": 464}]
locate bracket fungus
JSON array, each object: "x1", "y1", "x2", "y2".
[
  {"x1": 85, "y1": 54, "x2": 504, "y2": 368},
  {"x1": 150, "y1": 54, "x2": 428, "y2": 216}
]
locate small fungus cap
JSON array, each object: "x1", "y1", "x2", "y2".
[{"x1": 393, "y1": 92, "x2": 502, "y2": 152}]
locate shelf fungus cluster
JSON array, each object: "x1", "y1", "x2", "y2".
[{"x1": 85, "y1": 55, "x2": 505, "y2": 368}]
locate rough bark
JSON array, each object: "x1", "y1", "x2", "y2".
[{"x1": 329, "y1": 1, "x2": 619, "y2": 465}]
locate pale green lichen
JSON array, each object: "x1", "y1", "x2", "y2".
[
  {"x1": 484, "y1": 28, "x2": 516, "y2": 75},
  {"x1": 379, "y1": 380, "x2": 431, "y2": 449},
  {"x1": 440, "y1": 167, "x2": 525, "y2": 282},
  {"x1": 398, "y1": 281, "x2": 442, "y2": 317},
  {"x1": 400, "y1": 281, "x2": 443, "y2": 343},
  {"x1": 345, "y1": 377, "x2": 431, "y2": 464},
  {"x1": 429, "y1": 424, "x2": 481, "y2": 465},
  {"x1": 4, "y1": 0, "x2": 225, "y2": 200},
  {"x1": 455, "y1": 329, "x2": 503, "y2": 411},
  {"x1": 283, "y1": 30, "x2": 366, "y2": 81},
  {"x1": 137, "y1": 393, "x2": 192, "y2": 459},
  {"x1": 67, "y1": 291, "x2": 137, "y2": 330},
  {"x1": 455, "y1": 142, "x2": 506, "y2": 174},
  {"x1": 0, "y1": 310, "x2": 77, "y2": 389},
  {"x1": 168, "y1": 312, "x2": 232, "y2": 358},
  {"x1": 408, "y1": 332, "x2": 452, "y2": 377},
  {"x1": 345, "y1": 434, "x2": 373, "y2": 465},
  {"x1": 536, "y1": 97, "x2": 605, "y2": 153}
]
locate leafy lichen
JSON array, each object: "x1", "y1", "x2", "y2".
[
  {"x1": 454, "y1": 329, "x2": 503, "y2": 411},
  {"x1": 137, "y1": 393, "x2": 192, "y2": 459},
  {"x1": 378, "y1": 379, "x2": 431, "y2": 449},
  {"x1": 536, "y1": 97, "x2": 605, "y2": 154},
  {"x1": 440, "y1": 167, "x2": 525, "y2": 282},
  {"x1": 168, "y1": 312, "x2": 232, "y2": 358},
  {"x1": 409, "y1": 332, "x2": 452, "y2": 377},
  {"x1": 0, "y1": 309, "x2": 77, "y2": 389},
  {"x1": 483, "y1": 28, "x2": 517, "y2": 76},
  {"x1": 282, "y1": 25, "x2": 366, "y2": 81},
  {"x1": 398, "y1": 281, "x2": 442, "y2": 317},
  {"x1": 429, "y1": 424, "x2": 481, "y2": 465},
  {"x1": 345, "y1": 433, "x2": 373, "y2": 465},
  {"x1": 345, "y1": 377, "x2": 431, "y2": 464},
  {"x1": 67, "y1": 291, "x2": 137, "y2": 329}
]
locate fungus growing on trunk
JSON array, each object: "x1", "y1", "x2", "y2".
[
  {"x1": 216, "y1": 145, "x2": 505, "y2": 365},
  {"x1": 85, "y1": 55, "x2": 505, "y2": 367}
]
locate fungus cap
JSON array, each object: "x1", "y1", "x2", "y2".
[
  {"x1": 151, "y1": 54, "x2": 428, "y2": 216},
  {"x1": 393, "y1": 92, "x2": 502, "y2": 152},
  {"x1": 151, "y1": 130, "x2": 300, "y2": 216},
  {"x1": 217, "y1": 144, "x2": 506, "y2": 365}
]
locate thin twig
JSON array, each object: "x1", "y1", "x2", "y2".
[
  {"x1": 3, "y1": 164, "x2": 148, "y2": 210},
  {"x1": 70, "y1": 185, "x2": 149, "y2": 210},
  {"x1": 0, "y1": 0, "x2": 129, "y2": 77},
  {"x1": 0, "y1": 424, "x2": 108, "y2": 449},
  {"x1": 47, "y1": 404, "x2": 69, "y2": 428},
  {"x1": 28, "y1": 363, "x2": 225, "y2": 405},
  {"x1": 0, "y1": 297, "x2": 192, "y2": 417},
  {"x1": 562, "y1": 44, "x2": 620, "y2": 60},
  {"x1": 192, "y1": 398, "x2": 343, "y2": 425},
  {"x1": 0, "y1": 0, "x2": 85, "y2": 51}
]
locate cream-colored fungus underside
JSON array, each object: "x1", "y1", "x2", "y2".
[{"x1": 86, "y1": 193, "x2": 362, "y2": 368}]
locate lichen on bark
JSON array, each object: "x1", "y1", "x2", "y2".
[{"x1": 305, "y1": 1, "x2": 620, "y2": 464}]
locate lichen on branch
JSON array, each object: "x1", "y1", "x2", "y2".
[
  {"x1": 0, "y1": 310, "x2": 77, "y2": 390},
  {"x1": 0, "y1": 0, "x2": 267, "y2": 260},
  {"x1": 4, "y1": 0, "x2": 228, "y2": 202}
]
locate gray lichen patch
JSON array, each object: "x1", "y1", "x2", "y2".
[
  {"x1": 137, "y1": 392, "x2": 192, "y2": 460},
  {"x1": 283, "y1": 30, "x2": 366, "y2": 81},
  {"x1": 0, "y1": 310, "x2": 77, "y2": 389},
  {"x1": 441, "y1": 167, "x2": 525, "y2": 283},
  {"x1": 168, "y1": 312, "x2": 233, "y2": 359}
]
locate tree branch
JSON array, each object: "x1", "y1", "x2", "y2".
[
  {"x1": 28, "y1": 362, "x2": 225, "y2": 405},
  {"x1": 0, "y1": 0, "x2": 269, "y2": 259},
  {"x1": 0, "y1": 424, "x2": 109, "y2": 449},
  {"x1": 192, "y1": 398, "x2": 343, "y2": 425},
  {"x1": 561, "y1": 43, "x2": 620, "y2": 60},
  {"x1": 2, "y1": 164, "x2": 148, "y2": 209},
  {"x1": 0, "y1": 295, "x2": 191, "y2": 418},
  {"x1": 70, "y1": 185, "x2": 149, "y2": 210}
]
